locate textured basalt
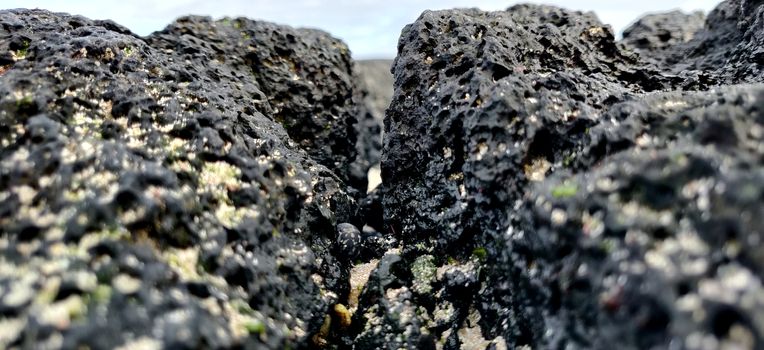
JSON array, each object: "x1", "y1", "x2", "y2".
[
  {"x1": 622, "y1": 10, "x2": 705, "y2": 60},
  {"x1": 0, "y1": 9, "x2": 372, "y2": 349},
  {"x1": 2, "y1": 1, "x2": 764, "y2": 349},
  {"x1": 147, "y1": 15, "x2": 374, "y2": 193},
  {"x1": 370, "y1": 1, "x2": 764, "y2": 349}
]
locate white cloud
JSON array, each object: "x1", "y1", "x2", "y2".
[{"x1": 1, "y1": 0, "x2": 721, "y2": 58}]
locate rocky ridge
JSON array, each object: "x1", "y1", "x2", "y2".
[
  {"x1": 1, "y1": 1, "x2": 764, "y2": 349},
  {"x1": 373, "y1": 0, "x2": 764, "y2": 349},
  {"x1": 0, "y1": 9, "x2": 378, "y2": 349}
]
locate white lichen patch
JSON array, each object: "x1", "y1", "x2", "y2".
[
  {"x1": 166, "y1": 137, "x2": 188, "y2": 155},
  {"x1": 582, "y1": 211, "x2": 605, "y2": 238},
  {"x1": 585, "y1": 26, "x2": 606, "y2": 37},
  {"x1": 201, "y1": 161, "x2": 241, "y2": 190},
  {"x1": 37, "y1": 295, "x2": 87, "y2": 329},
  {"x1": 442, "y1": 147, "x2": 453, "y2": 158},
  {"x1": 411, "y1": 255, "x2": 437, "y2": 295},
  {"x1": 436, "y1": 261, "x2": 476, "y2": 282},
  {"x1": 197, "y1": 161, "x2": 258, "y2": 227},
  {"x1": 68, "y1": 227, "x2": 129, "y2": 261},
  {"x1": 170, "y1": 160, "x2": 194, "y2": 173},
  {"x1": 12, "y1": 185, "x2": 36, "y2": 205},
  {"x1": 550, "y1": 208, "x2": 568, "y2": 226},
  {"x1": 0, "y1": 317, "x2": 26, "y2": 348},
  {"x1": 215, "y1": 203, "x2": 260, "y2": 228},
  {"x1": 72, "y1": 110, "x2": 103, "y2": 135},
  {"x1": 617, "y1": 201, "x2": 674, "y2": 229},
  {"x1": 349, "y1": 259, "x2": 379, "y2": 310},
  {"x1": 114, "y1": 336, "x2": 162, "y2": 350},
  {"x1": 661, "y1": 100, "x2": 688, "y2": 109},
  {"x1": 113, "y1": 274, "x2": 141, "y2": 295},
  {"x1": 432, "y1": 301, "x2": 456, "y2": 325},
  {"x1": 163, "y1": 247, "x2": 201, "y2": 281}
]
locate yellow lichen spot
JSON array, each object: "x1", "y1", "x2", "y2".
[
  {"x1": 35, "y1": 277, "x2": 61, "y2": 305},
  {"x1": 163, "y1": 248, "x2": 201, "y2": 281},
  {"x1": 63, "y1": 188, "x2": 86, "y2": 202},
  {"x1": 161, "y1": 137, "x2": 188, "y2": 158},
  {"x1": 201, "y1": 161, "x2": 246, "y2": 224},
  {"x1": 70, "y1": 227, "x2": 129, "y2": 259},
  {"x1": 170, "y1": 160, "x2": 193, "y2": 173},
  {"x1": 201, "y1": 161, "x2": 241, "y2": 188},
  {"x1": 334, "y1": 304, "x2": 352, "y2": 328},
  {"x1": 38, "y1": 295, "x2": 87, "y2": 328},
  {"x1": 312, "y1": 314, "x2": 332, "y2": 347},
  {"x1": 11, "y1": 42, "x2": 29, "y2": 61},
  {"x1": 102, "y1": 47, "x2": 115, "y2": 61},
  {"x1": 215, "y1": 204, "x2": 259, "y2": 228},
  {"x1": 448, "y1": 172, "x2": 464, "y2": 181},
  {"x1": 524, "y1": 157, "x2": 552, "y2": 182},
  {"x1": 122, "y1": 46, "x2": 135, "y2": 58},
  {"x1": 585, "y1": 26, "x2": 606, "y2": 37}
]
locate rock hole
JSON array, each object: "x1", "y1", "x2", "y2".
[
  {"x1": 17, "y1": 224, "x2": 41, "y2": 242},
  {"x1": 676, "y1": 282, "x2": 691, "y2": 296},
  {"x1": 487, "y1": 62, "x2": 511, "y2": 81},
  {"x1": 711, "y1": 307, "x2": 749, "y2": 339},
  {"x1": 444, "y1": 60, "x2": 472, "y2": 78}
]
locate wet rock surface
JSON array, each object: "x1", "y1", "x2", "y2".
[
  {"x1": 374, "y1": 0, "x2": 764, "y2": 349},
  {"x1": 2, "y1": 1, "x2": 764, "y2": 349}
]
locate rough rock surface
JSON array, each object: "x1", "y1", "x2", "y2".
[
  {"x1": 669, "y1": 0, "x2": 764, "y2": 83},
  {"x1": 371, "y1": 1, "x2": 764, "y2": 349},
  {"x1": 622, "y1": 10, "x2": 705, "y2": 59},
  {"x1": 0, "y1": 9, "x2": 375, "y2": 349},
  {"x1": 147, "y1": 16, "x2": 374, "y2": 193},
  {"x1": 3, "y1": 1, "x2": 764, "y2": 349}
]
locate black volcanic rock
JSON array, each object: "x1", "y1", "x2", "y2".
[
  {"x1": 0, "y1": 9, "x2": 370, "y2": 350},
  {"x1": 370, "y1": 1, "x2": 764, "y2": 349},
  {"x1": 671, "y1": 0, "x2": 764, "y2": 83},
  {"x1": 488, "y1": 85, "x2": 764, "y2": 349},
  {"x1": 147, "y1": 15, "x2": 374, "y2": 193},
  {"x1": 622, "y1": 10, "x2": 705, "y2": 59},
  {"x1": 3, "y1": 1, "x2": 764, "y2": 349}
]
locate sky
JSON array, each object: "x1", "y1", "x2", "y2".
[{"x1": 2, "y1": 0, "x2": 721, "y2": 59}]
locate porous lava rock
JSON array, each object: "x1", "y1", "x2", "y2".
[
  {"x1": 368, "y1": 1, "x2": 764, "y2": 349},
  {"x1": 622, "y1": 10, "x2": 705, "y2": 59},
  {"x1": 0, "y1": 9, "x2": 373, "y2": 349},
  {"x1": 147, "y1": 15, "x2": 375, "y2": 193},
  {"x1": 3, "y1": 1, "x2": 764, "y2": 349}
]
